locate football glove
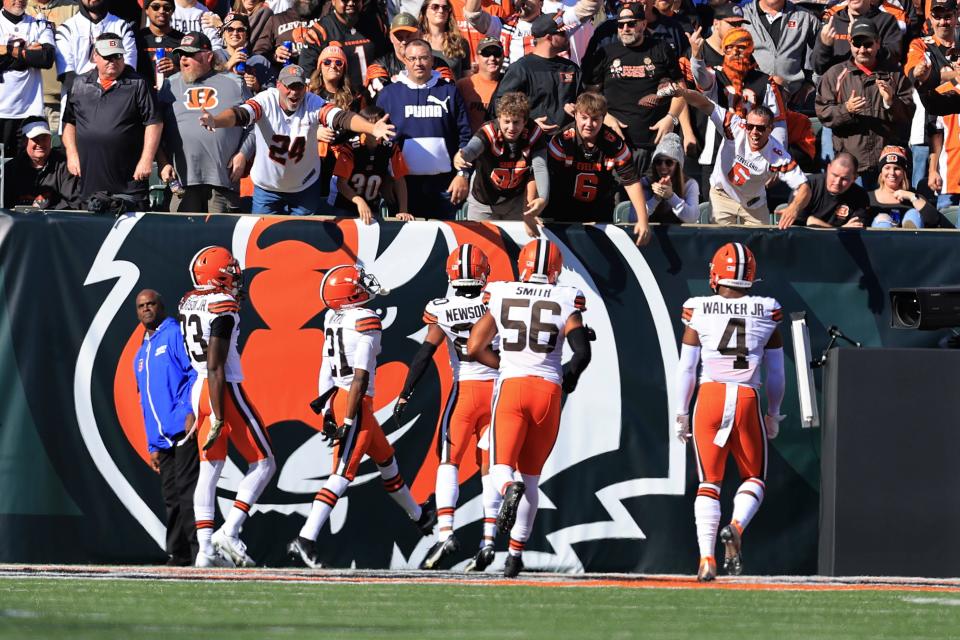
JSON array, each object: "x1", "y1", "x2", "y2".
[
  {"x1": 764, "y1": 414, "x2": 785, "y2": 440},
  {"x1": 202, "y1": 416, "x2": 224, "y2": 451},
  {"x1": 676, "y1": 414, "x2": 691, "y2": 443},
  {"x1": 393, "y1": 397, "x2": 408, "y2": 424}
]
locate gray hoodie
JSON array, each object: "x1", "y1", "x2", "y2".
[{"x1": 741, "y1": 0, "x2": 820, "y2": 96}]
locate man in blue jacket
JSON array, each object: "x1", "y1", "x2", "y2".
[
  {"x1": 376, "y1": 38, "x2": 472, "y2": 219},
  {"x1": 133, "y1": 289, "x2": 199, "y2": 566}
]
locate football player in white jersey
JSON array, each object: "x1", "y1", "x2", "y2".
[
  {"x1": 197, "y1": 64, "x2": 396, "y2": 215},
  {"x1": 467, "y1": 238, "x2": 592, "y2": 578},
  {"x1": 288, "y1": 264, "x2": 437, "y2": 568},
  {"x1": 179, "y1": 246, "x2": 276, "y2": 568},
  {"x1": 674, "y1": 242, "x2": 785, "y2": 582},
  {"x1": 394, "y1": 244, "x2": 502, "y2": 571}
]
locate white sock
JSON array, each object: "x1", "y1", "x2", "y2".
[
  {"x1": 378, "y1": 456, "x2": 421, "y2": 520},
  {"x1": 731, "y1": 478, "x2": 765, "y2": 532},
  {"x1": 481, "y1": 473, "x2": 499, "y2": 549},
  {"x1": 694, "y1": 483, "x2": 721, "y2": 559},
  {"x1": 194, "y1": 460, "x2": 224, "y2": 555},
  {"x1": 300, "y1": 474, "x2": 350, "y2": 541},
  {"x1": 435, "y1": 463, "x2": 459, "y2": 541},
  {"x1": 224, "y1": 457, "x2": 276, "y2": 537},
  {"x1": 509, "y1": 474, "x2": 539, "y2": 545},
  {"x1": 489, "y1": 464, "x2": 515, "y2": 497}
]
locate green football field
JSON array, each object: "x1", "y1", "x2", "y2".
[{"x1": 2, "y1": 574, "x2": 960, "y2": 640}]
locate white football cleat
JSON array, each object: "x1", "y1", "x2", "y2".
[
  {"x1": 195, "y1": 550, "x2": 235, "y2": 568},
  {"x1": 212, "y1": 529, "x2": 256, "y2": 567}
]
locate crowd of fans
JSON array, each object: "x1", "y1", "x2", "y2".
[{"x1": 4, "y1": 0, "x2": 960, "y2": 231}]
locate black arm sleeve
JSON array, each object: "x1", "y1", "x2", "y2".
[
  {"x1": 210, "y1": 314, "x2": 235, "y2": 339},
  {"x1": 400, "y1": 340, "x2": 439, "y2": 400},
  {"x1": 23, "y1": 43, "x2": 55, "y2": 69},
  {"x1": 562, "y1": 326, "x2": 592, "y2": 393}
]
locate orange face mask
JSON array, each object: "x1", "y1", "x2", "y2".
[{"x1": 721, "y1": 28, "x2": 756, "y2": 88}]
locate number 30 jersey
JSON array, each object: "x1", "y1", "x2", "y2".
[
  {"x1": 178, "y1": 290, "x2": 244, "y2": 382},
  {"x1": 682, "y1": 294, "x2": 783, "y2": 388},
  {"x1": 423, "y1": 295, "x2": 498, "y2": 382},
  {"x1": 323, "y1": 307, "x2": 382, "y2": 397},
  {"x1": 483, "y1": 281, "x2": 586, "y2": 384}
]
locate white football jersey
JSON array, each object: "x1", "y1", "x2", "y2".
[
  {"x1": 483, "y1": 280, "x2": 586, "y2": 384},
  {"x1": 424, "y1": 294, "x2": 498, "y2": 382},
  {"x1": 323, "y1": 307, "x2": 382, "y2": 397},
  {"x1": 682, "y1": 294, "x2": 783, "y2": 388},
  {"x1": 708, "y1": 104, "x2": 806, "y2": 209},
  {"x1": 241, "y1": 89, "x2": 344, "y2": 193},
  {"x1": 0, "y1": 13, "x2": 54, "y2": 119},
  {"x1": 178, "y1": 291, "x2": 244, "y2": 382}
]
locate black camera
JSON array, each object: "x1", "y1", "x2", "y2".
[{"x1": 889, "y1": 287, "x2": 960, "y2": 329}]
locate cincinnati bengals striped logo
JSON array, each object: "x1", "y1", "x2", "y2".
[{"x1": 183, "y1": 86, "x2": 219, "y2": 110}]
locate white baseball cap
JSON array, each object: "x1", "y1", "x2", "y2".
[{"x1": 22, "y1": 120, "x2": 52, "y2": 139}]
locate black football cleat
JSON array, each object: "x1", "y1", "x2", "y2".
[
  {"x1": 464, "y1": 546, "x2": 495, "y2": 572},
  {"x1": 719, "y1": 524, "x2": 743, "y2": 576},
  {"x1": 503, "y1": 554, "x2": 524, "y2": 579},
  {"x1": 287, "y1": 536, "x2": 322, "y2": 569},
  {"x1": 415, "y1": 499, "x2": 438, "y2": 536},
  {"x1": 496, "y1": 481, "x2": 525, "y2": 535},
  {"x1": 420, "y1": 535, "x2": 459, "y2": 570}
]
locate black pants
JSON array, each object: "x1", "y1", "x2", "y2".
[
  {"x1": 157, "y1": 440, "x2": 200, "y2": 563},
  {"x1": 404, "y1": 172, "x2": 459, "y2": 220},
  {"x1": 0, "y1": 117, "x2": 25, "y2": 163}
]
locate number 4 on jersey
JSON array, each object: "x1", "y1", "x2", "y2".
[{"x1": 718, "y1": 318, "x2": 748, "y2": 369}]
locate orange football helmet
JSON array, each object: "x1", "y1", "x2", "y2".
[
  {"x1": 518, "y1": 238, "x2": 563, "y2": 285},
  {"x1": 189, "y1": 245, "x2": 242, "y2": 295},
  {"x1": 446, "y1": 244, "x2": 491, "y2": 288},
  {"x1": 709, "y1": 242, "x2": 756, "y2": 291},
  {"x1": 320, "y1": 264, "x2": 386, "y2": 310}
]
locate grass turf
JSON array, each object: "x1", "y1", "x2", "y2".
[{"x1": 1, "y1": 578, "x2": 959, "y2": 639}]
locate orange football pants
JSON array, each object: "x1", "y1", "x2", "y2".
[
  {"x1": 193, "y1": 378, "x2": 273, "y2": 463},
  {"x1": 490, "y1": 376, "x2": 562, "y2": 475},
  {"x1": 692, "y1": 382, "x2": 767, "y2": 484},
  {"x1": 330, "y1": 389, "x2": 394, "y2": 481},
  {"x1": 437, "y1": 379, "x2": 494, "y2": 466}
]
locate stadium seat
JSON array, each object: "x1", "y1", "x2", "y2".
[
  {"x1": 613, "y1": 201, "x2": 634, "y2": 224},
  {"x1": 698, "y1": 201, "x2": 712, "y2": 224},
  {"x1": 941, "y1": 206, "x2": 960, "y2": 228},
  {"x1": 772, "y1": 203, "x2": 788, "y2": 226},
  {"x1": 455, "y1": 202, "x2": 468, "y2": 221},
  {"x1": 148, "y1": 163, "x2": 167, "y2": 211}
]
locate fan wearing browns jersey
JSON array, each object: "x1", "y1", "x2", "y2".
[
  {"x1": 467, "y1": 238, "x2": 592, "y2": 578},
  {"x1": 288, "y1": 264, "x2": 437, "y2": 569},
  {"x1": 453, "y1": 92, "x2": 548, "y2": 233},
  {"x1": 674, "y1": 242, "x2": 785, "y2": 583},
  {"x1": 395, "y1": 244, "x2": 502, "y2": 571},
  {"x1": 545, "y1": 92, "x2": 650, "y2": 244}
]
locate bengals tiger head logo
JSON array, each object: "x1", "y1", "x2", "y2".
[
  {"x1": 82, "y1": 216, "x2": 680, "y2": 570},
  {"x1": 183, "y1": 86, "x2": 219, "y2": 110}
]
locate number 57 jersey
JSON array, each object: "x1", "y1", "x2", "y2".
[
  {"x1": 682, "y1": 294, "x2": 782, "y2": 388},
  {"x1": 484, "y1": 281, "x2": 586, "y2": 384}
]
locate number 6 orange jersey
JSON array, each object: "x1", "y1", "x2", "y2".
[{"x1": 681, "y1": 295, "x2": 782, "y2": 388}]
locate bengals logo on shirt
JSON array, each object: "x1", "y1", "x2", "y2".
[{"x1": 183, "y1": 87, "x2": 219, "y2": 110}]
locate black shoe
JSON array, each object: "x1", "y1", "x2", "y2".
[
  {"x1": 287, "y1": 536, "x2": 322, "y2": 569},
  {"x1": 415, "y1": 498, "x2": 438, "y2": 536},
  {"x1": 464, "y1": 546, "x2": 494, "y2": 573},
  {"x1": 503, "y1": 554, "x2": 524, "y2": 579},
  {"x1": 496, "y1": 481, "x2": 525, "y2": 535},
  {"x1": 166, "y1": 556, "x2": 192, "y2": 567},
  {"x1": 719, "y1": 524, "x2": 743, "y2": 576},
  {"x1": 420, "y1": 535, "x2": 459, "y2": 570}
]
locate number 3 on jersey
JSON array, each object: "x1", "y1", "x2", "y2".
[{"x1": 325, "y1": 327, "x2": 353, "y2": 377}]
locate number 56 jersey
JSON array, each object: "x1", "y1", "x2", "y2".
[
  {"x1": 178, "y1": 290, "x2": 244, "y2": 382},
  {"x1": 682, "y1": 294, "x2": 783, "y2": 388},
  {"x1": 323, "y1": 307, "x2": 382, "y2": 397},
  {"x1": 423, "y1": 295, "x2": 498, "y2": 382},
  {"x1": 484, "y1": 281, "x2": 586, "y2": 384}
]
